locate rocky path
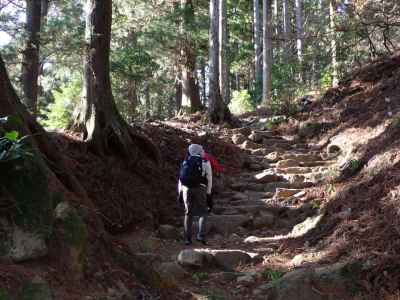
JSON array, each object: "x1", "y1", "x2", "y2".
[{"x1": 121, "y1": 126, "x2": 359, "y2": 300}]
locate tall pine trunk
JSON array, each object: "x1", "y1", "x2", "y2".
[
  {"x1": 219, "y1": 0, "x2": 229, "y2": 104},
  {"x1": 180, "y1": 0, "x2": 202, "y2": 112},
  {"x1": 208, "y1": 0, "x2": 230, "y2": 124},
  {"x1": 21, "y1": 0, "x2": 42, "y2": 116},
  {"x1": 253, "y1": 0, "x2": 263, "y2": 85},
  {"x1": 262, "y1": 0, "x2": 273, "y2": 105}
]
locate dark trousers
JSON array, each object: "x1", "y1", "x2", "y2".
[{"x1": 182, "y1": 185, "x2": 208, "y2": 241}]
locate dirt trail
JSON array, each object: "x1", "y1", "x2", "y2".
[{"x1": 118, "y1": 124, "x2": 349, "y2": 300}]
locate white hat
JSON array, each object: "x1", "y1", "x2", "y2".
[{"x1": 188, "y1": 144, "x2": 204, "y2": 157}]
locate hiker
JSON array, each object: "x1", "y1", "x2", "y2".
[{"x1": 178, "y1": 144, "x2": 213, "y2": 245}]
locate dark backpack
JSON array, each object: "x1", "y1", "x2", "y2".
[{"x1": 179, "y1": 155, "x2": 205, "y2": 188}]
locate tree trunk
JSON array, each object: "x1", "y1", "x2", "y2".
[
  {"x1": 262, "y1": 0, "x2": 273, "y2": 105},
  {"x1": 219, "y1": 0, "x2": 229, "y2": 104},
  {"x1": 208, "y1": 0, "x2": 230, "y2": 124},
  {"x1": 144, "y1": 81, "x2": 151, "y2": 119},
  {"x1": 253, "y1": 0, "x2": 263, "y2": 85},
  {"x1": 295, "y1": 0, "x2": 303, "y2": 65},
  {"x1": 175, "y1": 78, "x2": 182, "y2": 113},
  {"x1": 180, "y1": 0, "x2": 202, "y2": 112},
  {"x1": 200, "y1": 59, "x2": 207, "y2": 105},
  {"x1": 282, "y1": 0, "x2": 290, "y2": 62},
  {"x1": 21, "y1": 0, "x2": 42, "y2": 116},
  {"x1": 330, "y1": 0, "x2": 339, "y2": 87},
  {"x1": 74, "y1": 0, "x2": 158, "y2": 162}
]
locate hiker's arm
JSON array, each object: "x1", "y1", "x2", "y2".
[{"x1": 205, "y1": 161, "x2": 212, "y2": 194}]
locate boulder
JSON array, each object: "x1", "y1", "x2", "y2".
[
  {"x1": 156, "y1": 261, "x2": 188, "y2": 281},
  {"x1": 232, "y1": 133, "x2": 247, "y2": 145},
  {"x1": 276, "y1": 167, "x2": 312, "y2": 174},
  {"x1": 158, "y1": 224, "x2": 180, "y2": 240},
  {"x1": 9, "y1": 227, "x2": 48, "y2": 262},
  {"x1": 254, "y1": 262, "x2": 362, "y2": 300},
  {"x1": 248, "y1": 132, "x2": 263, "y2": 143},
  {"x1": 231, "y1": 127, "x2": 252, "y2": 136},
  {"x1": 208, "y1": 250, "x2": 253, "y2": 270},
  {"x1": 177, "y1": 249, "x2": 212, "y2": 268}
]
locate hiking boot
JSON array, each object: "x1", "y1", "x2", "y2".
[{"x1": 184, "y1": 239, "x2": 192, "y2": 246}]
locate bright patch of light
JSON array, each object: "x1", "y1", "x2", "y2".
[{"x1": 0, "y1": 31, "x2": 12, "y2": 47}]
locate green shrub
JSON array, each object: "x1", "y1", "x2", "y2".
[
  {"x1": 42, "y1": 76, "x2": 81, "y2": 130},
  {"x1": 262, "y1": 268, "x2": 284, "y2": 282},
  {"x1": 192, "y1": 272, "x2": 209, "y2": 283},
  {"x1": 229, "y1": 90, "x2": 255, "y2": 115}
]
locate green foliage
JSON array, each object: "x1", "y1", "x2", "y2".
[
  {"x1": 348, "y1": 159, "x2": 362, "y2": 173},
  {"x1": 262, "y1": 269, "x2": 284, "y2": 282},
  {"x1": 263, "y1": 116, "x2": 287, "y2": 130},
  {"x1": 0, "y1": 118, "x2": 33, "y2": 163},
  {"x1": 41, "y1": 75, "x2": 82, "y2": 129},
  {"x1": 192, "y1": 272, "x2": 209, "y2": 283},
  {"x1": 325, "y1": 183, "x2": 336, "y2": 195},
  {"x1": 228, "y1": 90, "x2": 255, "y2": 115},
  {"x1": 0, "y1": 289, "x2": 11, "y2": 300}
]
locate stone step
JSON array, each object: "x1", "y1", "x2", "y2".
[
  {"x1": 281, "y1": 153, "x2": 322, "y2": 162},
  {"x1": 207, "y1": 214, "x2": 252, "y2": 235},
  {"x1": 276, "y1": 167, "x2": 313, "y2": 174},
  {"x1": 275, "y1": 188, "x2": 304, "y2": 199}
]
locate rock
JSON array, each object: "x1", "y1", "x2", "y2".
[
  {"x1": 54, "y1": 201, "x2": 74, "y2": 219},
  {"x1": 251, "y1": 148, "x2": 269, "y2": 156},
  {"x1": 231, "y1": 192, "x2": 248, "y2": 201},
  {"x1": 276, "y1": 159, "x2": 300, "y2": 168},
  {"x1": 248, "y1": 132, "x2": 263, "y2": 143},
  {"x1": 158, "y1": 224, "x2": 180, "y2": 240},
  {"x1": 264, "y1": 182, "x2": 291, "y2": 193},
  {"x1": 237, "y1": 274, "x2": 256, "y2": 284},
  {"x1": 156, "y1": 261, "x2": 188, "y2": 281},
  {"x1": 282, "y1": 153, "x2": 321, "y2": 162},
  {"x1": 209, "y1": 250, "x2": 252, "y2": 270},
  {"x1": 207, "y1": 215, "x2": 252, "y2": 235},
  {"x1": 290, "y1": 251, "x2": 328, "y2": 267},
  {"x1": 232, "y1": 133, "x2": 247, "y2": 145},
  {"x1": 283, "y1": 174, "x2": 306, "y2": 185},
  {"x1": 232, "y1": 127, "x2": 252, "y2": 136},
  {"x1": 217, "y1": 272, "x2": 241, "y2": 282},
  {"x1": 246, "y1": 183, "x2": 266, "y2": 191},
  {"x1": 254, "y1": 171, "x2": 283, "y2": 183},
  {"x1": 177, "y1": 249, "x2": 212, "y2": 268},
  {"x1": 230, "y1": 182, "x2": 248, "y2": 191},
  {"x1": 276, "y1": 167, "x2": 312, "y2": 174},
  {"x1": 265, "y1": 152, "x2": 281, "y2": 162},
  {"x1": 241, "y1": 140, "x2": 260, "y2": 150},
  {"x1": 256, "y1": 262, "x2": 362, "y2": 300},
  {"x1": 289, "y1": 214, "x2": 323, "y2": 238},
  {"x1": 18, "y1": 277, "x2": 53, "y2": 300},
  {"x1": 9, "y1": 227, "x2": 47, "y2": 262},
  {"x1": 248, "y1": 163, "x2": 264, "y2": 171},
  {"x1": 275, "y1": 188, "x2": 304, "y2": 199},
  {"x1": 253, "y1": 211, "x2": 275, "y2": 229}
]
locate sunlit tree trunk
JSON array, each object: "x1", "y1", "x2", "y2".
[
  {"x1": 253, "y1": 0, "x2": 262, "y2": 84},
  {"x1": 282, "y1": 0, "x2": 290, "y2": 62},
  {"x1": 21, "y1": 0, "x2": 42, "y2": 116},
  {"x1": 208, "y1": 0, "x2": 230, "y2": 123},
  {"x1": 330, "y1": 0, "x2": 339, "y2": 87},
  {"x1": 262, "y1": 0, "x2": 273, "y2": 105},
  {"x1": 295, "y1": 0, "x2": 303, "y2": 65},
  {"x1": 219, "y1": 0, "x2": 230, "y2": 104}
]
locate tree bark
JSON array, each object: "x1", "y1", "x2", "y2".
[
  {"x1": 262, "y1": 0, "x2": 273, "y2": 105},
  {"x1": 180, "y1": 0, "x2": 202, "y2": 112},
  {"x1": 208, "y1": 0, "x2": 230, "y2": 124},
  {"x1": 175, "y1": 78, "x2": 182, "y2": 113},
  {"x1": 253, "y1": 0, "x2": 263, "y2": 85},
  {"x1": 282, "y1": 0, "x2": 290, "y2": 62},
  {"x1": 219, "y1": 0, "x2": 229, "y2": 104},
  {"x1": 21, "y1": 0, "x2": 42, "y2": 116},
  {"x1": 74, "y1": 0, "x2": 159, "y2": 162},
  {"x1": 295, "y1": 0, "x2": 303, "y2": 64},
  {"x1": 330, "y1": 0, "x2": 339, "y2": 87}
]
